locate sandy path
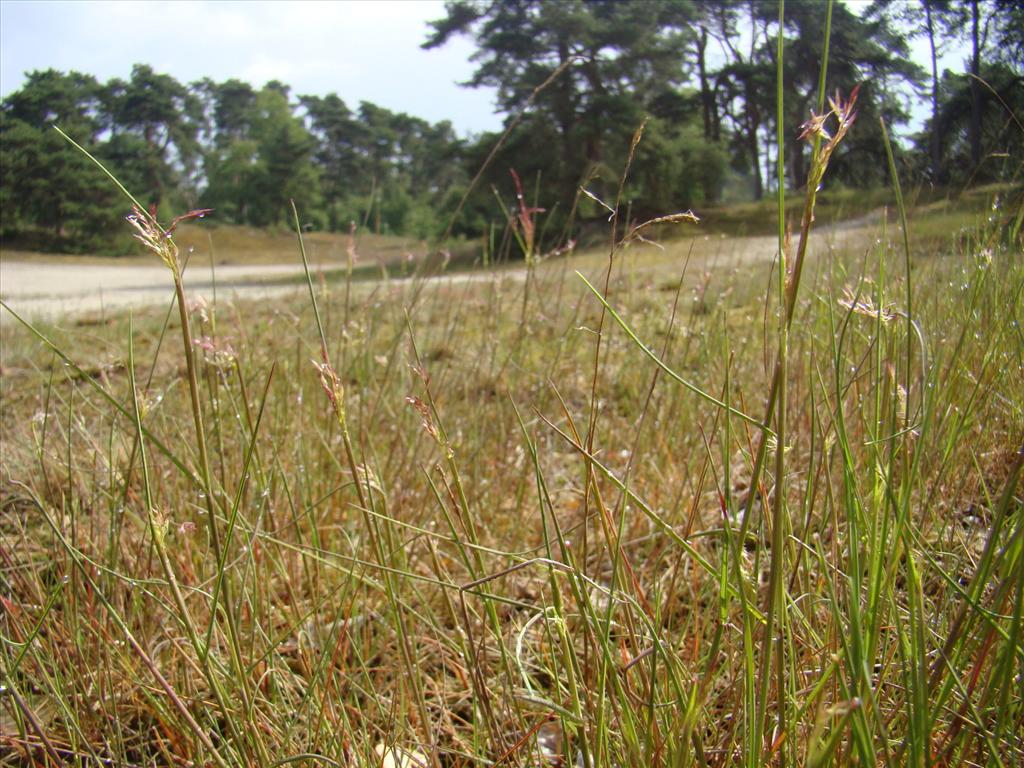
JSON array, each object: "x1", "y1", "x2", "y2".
[
  {"x1": 0, "y1": 260, "x2": 350, "y2": 325},
  {"x1": 0, "y1": 214, "x2": 882, "y2": 326}
]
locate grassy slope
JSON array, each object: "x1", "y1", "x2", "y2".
[
  {"x1": 0, "y1": 225, "x2": 435, "y2": 267},
  {"x1": 0, "y1": 187, "x2": 1021, "y2": 766},
  {"x1": 1, "y1": 183, "x2": 1010, "y2": 268}
]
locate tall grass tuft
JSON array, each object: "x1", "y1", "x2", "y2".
[{"x1": 1, "y1": 19, "x2": 1022, "y2": 768}]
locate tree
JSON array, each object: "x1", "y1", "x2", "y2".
[
  {"x1": 199, "y1": 136, "x2": 259, "y2": 223},
  {"x1": 0, "y1": 70, "x2": 119, "y2": 248},
  {"x1": 769, "y1": 1, "x2": 923, "y2": 189},
  {"x1": 424, "y1": 0, "x2": 699, "y2": 210},
  {"x1": 700, "y1": 0, "x2": 776, "y2": 199},
  {"x1": 968, "y1": 0, "x2": 1024, "y2": 171},
  {"x1": 300, "y1": 93, "x2": 364, "y2": 229},
  {"x1": 246, "y1": 85, "x2": 320, "y2": 227},
  {"x1": 924, "y1": 62, "x2": 1024, "y2": 183},
  {"x1": 198, "y1": 83, "x2": 321, "y2": 227},
  {"x1": 869, "y1": 0, "x2": 963, "y2": 183},
  {"x1": 0, "y1": 115, "x2": 119, "y2": 248},
  {"x1": 105, "y1": 65, "x2": 204, "y2": 206},
  {"x1": 969, "y1": 0, "x2": 982, "y2": 169},
  {"x1": 204, "y1": 78, "x2": 259, "y2": 147},
  {"x1": 989, "y1": 0, "x2": 1024, "y2": 68},
  {"x1": 2, "y1": 69, "x2": 106, "y2": 139}
]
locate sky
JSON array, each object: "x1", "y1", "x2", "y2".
[{"x1": 1, "y1": 0, "x2": 970, "y2": 138}]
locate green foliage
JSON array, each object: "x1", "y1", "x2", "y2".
[
  {"x1": 0, "y1": 116, "x2": 120, "y2": 251},
  {"x1": 922, "y1": 62, "x2": 1024, "y2": 183},
  {"x1": 1, "y1": 0, "x2": 1020, "y2": 254},
  {"x1": 628, "y1": 119, "x2": 729, "y2": 213},
  {"x1": 245, "y1": 87, "x2": 322, "y2": 227},
  {"x1": 773, "y1": 0, "x2": 923, "y2": 188},
  {"x1": 106, "y1": 64, "x2": 204, "y2": 202},
  {"x1": 0, "y1": 69, "x2": 123, "y2": 250},
  {"x1": 425, "y1": 0, "x2": 700, "y2": 206}
]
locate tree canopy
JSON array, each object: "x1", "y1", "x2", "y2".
[{"x1": 1, "y1": 0, "x2": 1019, "y2": 254}]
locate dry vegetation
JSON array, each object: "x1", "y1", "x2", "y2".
[
  {"x1": 0, "y1": 224, "x2": 431, "y2": 268},
  {"x1": 1, "y1": 167, "x2": 1022, "y2": 766}
]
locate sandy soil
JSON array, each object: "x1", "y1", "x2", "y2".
[
  {"x1": 0, "y1": 214, "x2": 882, "y2": 326},
  {"x1": 0, "y1": 260, "x2": 351, "y2": 324}
]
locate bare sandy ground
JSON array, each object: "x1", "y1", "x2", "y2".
[
  {"x1": 0, "y1": 260, "x2": 348, "y2": 325},
  {"x1": 0, "y1": 214, "x2": 882, "y2": 326}
]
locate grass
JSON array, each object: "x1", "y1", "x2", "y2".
[
  {"x1": 1, "y1": 166, "x2": 1021, "y2": 765},
  {"x1": 0, "y1": 223, "x2": 451, "y2": 268},
  {"x1": 691, "y1": 182, "x2": 1016, "y2": 238}
]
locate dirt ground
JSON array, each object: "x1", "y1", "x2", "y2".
[
  {"x1": 0, "y1": 260, "x2": 353, "y2": 324},
  {"x1": 0, "y1": 213, "x2": 882, "y2": 326}
]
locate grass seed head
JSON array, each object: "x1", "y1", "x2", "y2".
[
  {"x1": 125, "y1": 205, "x2": 214, "y2": 272},
  {"x1": 838, "y1": 286, "x2": 896, "y2": 324},
  {"x1": 313, "y1": 359, "x2": 347, "y2": 428}
]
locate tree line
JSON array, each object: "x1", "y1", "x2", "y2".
[{"x1": 1, "y1": 0, "x2": 1020, "y2": 253}]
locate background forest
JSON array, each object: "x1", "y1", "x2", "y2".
[{"x1": 1, "y1": 0, "x2": 1021, "y2": 253}]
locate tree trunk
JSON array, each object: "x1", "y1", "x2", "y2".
[
  {"x1": 924, "y1": 0, "x2": 943, "y2": 183},
  {"x1": 789, "y1": 136, "x2": 806, "y2": 191},
  {"x1": 745, "y1": 89, "x2": 763, "y2": 200},
  {"x1": 697, "y1": 26, "x2": 714, "y2": 141},
  {"x1": 969, "y1": 0, "x2": 982, "y2": 171},
  {"x1": 554, "y1": 34, "x2": 577, "y2": 194},
  {"x1": 712, "y1": 87, "x2": 722, "y2": 143},
  {"x1": 748, "y1": 128, "x2": 763, "y2": 200},
  {"x1": 581, "y1": 52, "x2": 606, "y2": 170}
]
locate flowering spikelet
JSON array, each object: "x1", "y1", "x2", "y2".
[
  {"x1": 510, "y1": 167, "x2": 545, "y2": 261},
  {"x1": 193, "y1": 335, "x2": 237, "y2": 368},
  {"x1": 838, "y1": 286, "x2": 896, "y2": 324},
  {"x1": 799, "y1": 85, "x2": 860, "y2": 204},
  {"x1": 125, "y1": 205, "x2": 213, "y2": 273},
  {"x1": 313, "y1": 359, "x2": 347, "y2": 429},
  {"x1": 126, "y1": 206, "x2": 178, "y2": 271},
  {"x1": 346, "y1": 220, "x2": 359, "y2": 269},
  {"x1": 149, "y1": 507, "x2": 169, "y2": 547},
  {"x1": 405, "y1": 395, "x2": 441, "y2": 444}
]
